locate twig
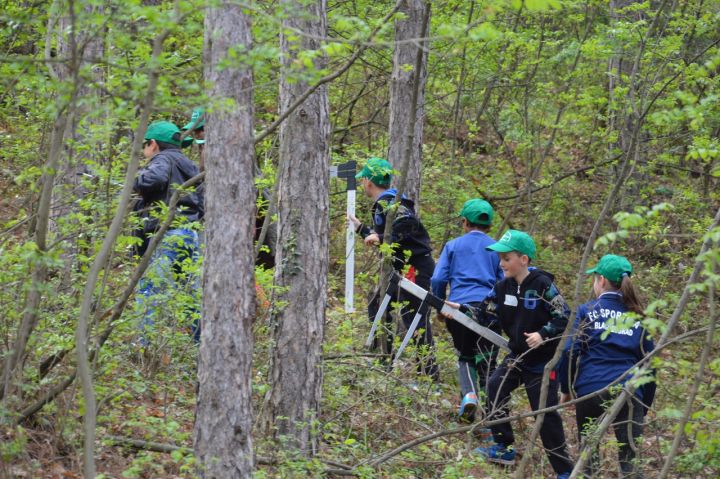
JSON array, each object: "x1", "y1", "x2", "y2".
[
  {"x1": 253, "y1": 0, "x2": 403, "y2": 145},
  {"x1": 657, "y1": 244, "x2": 717, "y2": 478}
]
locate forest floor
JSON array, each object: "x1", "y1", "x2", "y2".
[{"x1": 2, "y1": 298, "x2": 680, "y2": 478}]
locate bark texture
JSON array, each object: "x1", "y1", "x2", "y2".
[
  {"x1": 387, "y1": 0, "x2": 430, "y2": 207},
  {"x1": 194, "y1": 5, "x2": 256, "y2": 477},
  {"x1": 265, "y1": 0, "x2": 330, "y2": 455}
]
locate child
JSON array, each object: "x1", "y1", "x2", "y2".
[
  {"x1": 559, "y1": 254, "x2": 655, "y2": 479},
  {"x1": 431, "y1": 199, "x2": 503, "y2": 422},
  {"x1": 450, "y1": 229, "x2": 573, "y2": 479},
  {"x1": 134, "y1": 121, "x2": 203, "y2": 343},
  {"x1": 348, "y1": 157, "x2": 439, "y2": 380},
  {"x1": 182, "y1": 107, "x2": 206, "y2": 171}
]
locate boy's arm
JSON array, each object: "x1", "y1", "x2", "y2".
[
  {"x1": 430, "y1": 244, "x2": 452, "y2": 299},
  {"x1": 538, "y1": 282, "x2": 570, "y2": 339},
  {"x1": 452, "y1": 288, "x2": 499, "y2": 327},
  {"x1": 134, "y1": 155, "x2": 171, "y2": 195},
  {"x1": 355, "y1": 201, "x2": 389, "y2": 242},
  {"x1": 355, "y1": 223, "x2": 373, "y2": 239}
]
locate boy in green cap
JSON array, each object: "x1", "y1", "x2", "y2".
[
  {"x1": 134, "y1": 120, "x2": 204, "y2": 343},
  {"x1": 449, "y1": 229, "x2": 573, "y2": 478},
  {"x1": 348, "y1": 157, "x2": 439, "y2": 380},
  {"x1": 431, "y1": 199, "x2": 503, "y2": 422},
  {"x1": 182, "y1": 107, "x2": 205, "y2": 143},
  {"x1": 182, "y1": 108, "x2": 205, "y2": 171}
]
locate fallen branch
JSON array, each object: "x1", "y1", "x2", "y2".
[{"x1": 105, "y1": 435, "x2": 354, "y2": 472}]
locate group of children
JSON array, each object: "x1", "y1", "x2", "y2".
[{"x1": 351, "y1": 157, "x2": 655, "y2": 479}]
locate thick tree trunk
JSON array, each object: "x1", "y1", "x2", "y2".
[
  {"x1": 264, "y1": 0, "x2": 330, "y2": 456},
  {"x1": 194, "y1": 5, "x2": 256, "y2": 478},
  {"x1": 387, "y1": 0, "x2": 430, "y2": 207}
]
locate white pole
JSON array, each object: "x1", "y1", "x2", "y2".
[{"x1": 345, "y1": 189, "x2": 356, "y2": 313}]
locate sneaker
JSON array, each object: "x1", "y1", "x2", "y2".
[
  {"x1": 458, "y1": 392, "x2": 478, "y2": 422},
  {"x1": 556, "y1": 474, "x2": 571, "y2": 479},
  {"x1": 472, "y1": 426, "x2": 493, "y2": 443},
  {"x1": 473, "y1": 443, "x2": 516, "y2": 465}
]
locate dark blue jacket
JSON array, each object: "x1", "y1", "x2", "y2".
[
  {"x1": 133, "y1": 148, "x2": 203, "y2": 254},
  {"x1": 357, "y1": 188, "x2": 432, "y2": 270},
  {"x1": 558, "y1": 292, "x2": 655, "y2": 404},
  {"x1": 431, "y1": 231, "x2": 503, "y2": 304},
  {"x1": 468, "y1": 269, "x2": 570, "y2": 372}
]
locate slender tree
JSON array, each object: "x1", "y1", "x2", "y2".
[
  {"x1": 264, "y1": 0, "x2": 330, "y2": 455},
  {"x1": 387, "y1": 0, "x2": 430, "y2": 207},
  {"x1": 194, "y1": 3, "x2": 256, "y2": 477}
]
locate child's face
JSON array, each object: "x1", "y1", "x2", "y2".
[
  {"x1": 592, "y1": 275, "x2": 608, "y2": 296},
  {"x1": 361, "y1": 178, "x2": 373, "y2": 197},
  {"x1": 143, "y1": 139, "x2": 158, "y2": 159},
  {"x1": 498, "y1": 251, "x2": 529, "y2": 280}
]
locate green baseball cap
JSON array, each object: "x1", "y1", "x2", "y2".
[
  {"x1": 486, "y1": 229, "x2": 537, "y2": 259},
  {"x1": 460, "y1": 199, "x2": 494, "y2": 225},
  {"x1": 355, "y1": 157, "x2": 393, "y2": 186},
  {"x1": 145, "y1": 121, "x2": 182, "y2": 146},
  {"x1": 586, "y1": 254, "x2": 633, "y2": 283},
  {"x1": 183, "y1": 108, "x2": 205, "y2": 131}
]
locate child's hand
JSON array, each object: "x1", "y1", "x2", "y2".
[
  {"x1": 524, "y1": 331, "x2": 543, "y2": 349},
  {"x1": 560, "y1": 393, "x2": 572, "y2": 405},
  {"x1": 347, "y1": 214, "x2": 361, "y2": 229},
  {"x1": 442, "y1": 301, "x2": 460, "y2": 319},
  {"x1": 363, "y1": 233, "x2": 380, "y2": 245}
]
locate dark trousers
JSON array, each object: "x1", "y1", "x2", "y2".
[
  {"x1": 486, "y1": 358, "x2": 573, "y2": 474},
  {"x1": 447, "y1": 301, "x2": 499, "y2": 398},
  {"x1": 575, "y1": 391, "x2": 645, "y2": 478},
  {"x1": 368, "y1": 254, "x2": 439, "y2": 380}
]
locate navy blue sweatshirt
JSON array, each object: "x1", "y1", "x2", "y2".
[
  {"x1": 558, "y1": 291, "x2": 655, "y2": 402},
  {"x1": 469, "y1": 269, "x2": 570, "y2": 371},
  {"x1": 356, "y1": 188, "x2": 432, "y2": 270}
]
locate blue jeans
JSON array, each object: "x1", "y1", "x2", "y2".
[{"x1": 137, "y1": 228, "x2": 201, "y2": 344}]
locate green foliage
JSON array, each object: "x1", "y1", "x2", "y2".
[{"x1": 1, "y1": 0, "x2": 719, "y2": 476}]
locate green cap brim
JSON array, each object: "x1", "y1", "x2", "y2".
[
  {"x1": 183, "y1": 121, "x2": 205, "y2": 130},
  {"x1": 195, "y1": 139, "x2": 205, "y2": 145},
  {"x1": 486, "y1": 243, "x2": 514, "y2": 253},
  {"x1": 585, "y1": 266, "x2": 598, "y2": 275}
]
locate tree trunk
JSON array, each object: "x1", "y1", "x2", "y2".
[
  {"x1": 264, "y1": 0, "x2": 330, "y2": 456},
  {"x1": 387, "y1": 0, "x2": 430, "y2": 208},
  {"x1": 54, "y1": 6, "x2": 106, "y2": 290},
  {"x1": 194, "y1": 5, "x2": 256, "y2": 478},
  {"x1": 608, "y1": 0, "x2": 643, "y2": 208}
]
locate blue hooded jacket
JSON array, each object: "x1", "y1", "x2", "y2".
[{"x1": 558, "y1": 291, "x2": 655, "y2": 404}]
